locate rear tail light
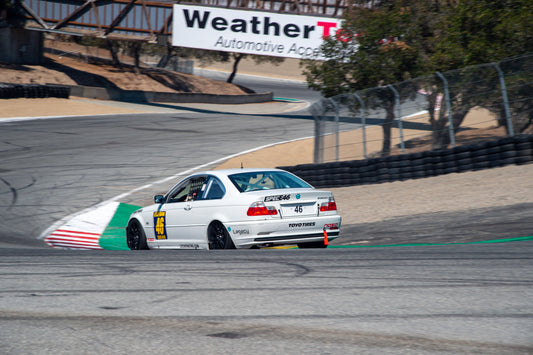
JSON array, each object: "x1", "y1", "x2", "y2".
[
  {"x1": 247, "y1": 201, "x2": 278, "y2": 216},
  {"x1": 320, "y1": 197, "x2": 337, "y2": 212}
]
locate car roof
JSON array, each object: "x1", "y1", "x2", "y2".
[{"x1": 194, "y1": 168, "x2": 285, "y2": 178}]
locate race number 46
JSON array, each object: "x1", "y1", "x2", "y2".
[{"x1": 153, "y1": 211, "x2": 167, "y2": 240}]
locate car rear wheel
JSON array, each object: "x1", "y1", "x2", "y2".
[
  {"x1": 208, "y1": 222, "x2": 235, "y2": 250},
  {"x1": 127, "y1": 219, "x2": 148, "y2": 250},
  {"x1": 297, "y1": 241, "x2": 328, "y2": 248}
]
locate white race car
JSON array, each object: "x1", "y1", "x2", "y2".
[{"x1": 126, "y1": 168, "x2": 341, "y2": 250}]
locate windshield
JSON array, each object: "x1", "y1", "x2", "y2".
[{"x1": 228, "y1": 171, "x2": 312, "y2": 192}]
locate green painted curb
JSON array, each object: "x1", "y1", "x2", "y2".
[
  {"x1": 98, "y1": 204, "x2": 532, "y2": 250},
  {"x1": 273, "y1": 97, "x2": 300, "y2": 102},
  {"x1": 328, "y1": 235, "x2": 533, "y2": 248},
  {"x1": 99, "y1": 203, "x2": 142, "y2": 250}
]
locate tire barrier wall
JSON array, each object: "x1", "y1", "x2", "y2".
[
  {"x1": 0, "y1": 83, "x2": 70, "y2": 99},
  {"x1": 279, "y1": 134, "x2": 533, "y2": 189}
]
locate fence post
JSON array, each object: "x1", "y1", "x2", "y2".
[
  {"x1": 388, "y1": 85, "x2": 405, "y2": 153},
  {"x1": 313, "y1": 107, "x2": 322, "y2": 164},
  {"x1": 352, "y1": 93, "x2": 367, "y2": 159},
  {"x1": 435, "y1": 71, "x2": 456, "y2": 148},
  {"x1": 312, "y1": 100, "x2": 329, "y2": 164},
  {"x1": 492, "y1": 62, "x2": 514, "y2": 137},
  {"x1": 329, "y1": 98, "x2": 340, "y2": 162}
]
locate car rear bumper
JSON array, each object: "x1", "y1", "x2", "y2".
[{"x1": 225, "y1": 215, "x2": 341, "y2": 248}]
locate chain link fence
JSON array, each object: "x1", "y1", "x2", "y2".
[{"x1": 312, "y1": 52, "x2": 533, "y2": 163}]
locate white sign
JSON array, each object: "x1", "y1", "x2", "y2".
[{"x1": 172, "y1": 4, "x2": 343, "y2": 60}]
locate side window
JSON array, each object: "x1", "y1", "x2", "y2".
[
  {"x1": 167, "y1": 177, "x2": 207, "y2": 203},
  {"x1": 203, "y1": 177, "x2": 225, "y2": 200}
]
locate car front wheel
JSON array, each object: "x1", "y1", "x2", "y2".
[
  {"x1": 208, "y1": 222, "x2": 235, "y2": 250},
  {"x1": 127, "y1": 219, "x2": 149, "y2": 250}
]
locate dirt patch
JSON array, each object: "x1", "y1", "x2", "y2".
[
  {"x1": 0, "y1": 48, "x2": 249, "y2": 96},
  {"x1": 330, "y1": 163, "x2": 533, "y2": 226},
  {"x1": 388, "y1": 126, "x2": 509, "y2": 155},
  {"x1": 0, "y1": 97, "x2": 151, "y2": 118}
]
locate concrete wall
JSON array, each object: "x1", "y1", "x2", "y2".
[
  {"x1": 0, "y1": 83, "x2": 273, "y2": 104},
  {"x1": 0, "y1": 28, "x2": 43, "y2": 64},
  {"x1": 65, "y1": 85, "x2": 273, "y2": 104}
]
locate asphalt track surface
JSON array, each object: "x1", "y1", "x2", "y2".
[
  {"x1": 1, "y1": 99, "x2": 532, "y2": 352},
  {"x1": 0, "y1": 109, "x2": 322, "y2": 247},
  {"x1": 1, "y1": 243, "x2": 532, "y2": 354},
  {"x1": 194, "y1": 69, "x2": 323, "y2": 103}
]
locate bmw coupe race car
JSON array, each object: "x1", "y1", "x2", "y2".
[{"x1": 126, "y1": 168, "x2": 341, "y2": 250}]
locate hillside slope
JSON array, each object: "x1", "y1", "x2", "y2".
[{"x1": 0, "y1": 46, "x2": 249, "y2": 96}]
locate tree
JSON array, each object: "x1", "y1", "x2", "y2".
[
  {"x1": 227, "y1": 53, "x2": 284, "y2": 83},
  {"x1": 303, "y1": 0, "x2": 533, "y2": 153},
  {"x1": 431, "y1": 0, "x2": 533, "y2": 70},
  {"x1": 126, "y1": 41, "x2": 142, "y2": 72},
  {"x1": 302, "y1": 0, "x2": 438, "y2": 155},
  {"x1": 429, "y1": 0, "x2": 533, "y2": 138},
  {"x1": 106, "y1": 39, "x2": 122, "y2": 68},
  {"x1": 226, "y1": 53, "x2": 244, "y2": 83}
]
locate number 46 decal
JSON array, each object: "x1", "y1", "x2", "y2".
[
  {"x1": 153, "y1": 211, "x2": 167, "y2": 240},
  {"x1": 294, "y1": 205, "x2": 303, "y2": 213}
]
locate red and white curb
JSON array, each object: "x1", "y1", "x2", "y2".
[
  {"x1": 46, "y1": 229, "x2": 102, "y2": 250},
  {"x1": 44, "y1": 202, "x2": 119, "y2": 249}
]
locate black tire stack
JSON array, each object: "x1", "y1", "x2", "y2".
[
  {"x1": 0, "y1": 83, "x2": 70, "y2": 99},
  {"x1": 280, "y1": 134, "x2": 533, "y2": 188}
]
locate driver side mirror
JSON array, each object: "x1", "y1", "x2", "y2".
[{"x1": 154, "y1": 195, "x2": 165, "y2": 204}]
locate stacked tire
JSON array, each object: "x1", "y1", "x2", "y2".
[
  {"x1": 0, "y1": 83, "x2": 70, "y2": 99},
  {"x1": 280, "y1": 134, "x2": 533, "y2": 189},
  {"x1": 514, "y1": 135, "x2": 533, "y2": 165}
]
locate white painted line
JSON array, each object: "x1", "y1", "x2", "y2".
[
  {"x1": 403, "y1": 110, "x2": 429, "y2": 119},
  {"x1": 0, "y1": 113, "x2": 127, "y2": 124}
]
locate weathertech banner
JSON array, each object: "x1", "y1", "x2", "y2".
[{"x1": 172, "y1": 4, "x2": 343, "y2": 59}]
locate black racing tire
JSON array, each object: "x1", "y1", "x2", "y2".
[
  {"x1": 455, "y1": 151, "x2": 471, "y2": 160},
  {"x1": 126, "y1": 219, "x2": 149, "y2": 250},
  {"x1": 208, "y1": 221, "x2": 235, "y2": 250},
  {"x1": 515, "y1": 155, "x2": 532, "y2": 165},
  {"x1": 298, "y1": 240, "x2": 328, "y2": 248}
]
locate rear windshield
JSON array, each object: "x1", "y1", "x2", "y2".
[{"x1": 228, "y1": 171, "x2": 312, "y2": 192}]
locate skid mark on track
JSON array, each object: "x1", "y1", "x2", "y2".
[{"x1": 0, "y1": 176, "x2": 17, "y2": 208}]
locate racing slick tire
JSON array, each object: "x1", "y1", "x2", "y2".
[
  {"x1": 297, "y1": 241, "x2": 328, "y2": 248},
  {"x1": 126, "y1": 219, "x2": 149, "y2": 250},
  {"x1": 208, "y1": 221, "x2": 236, "y2": 250}
]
